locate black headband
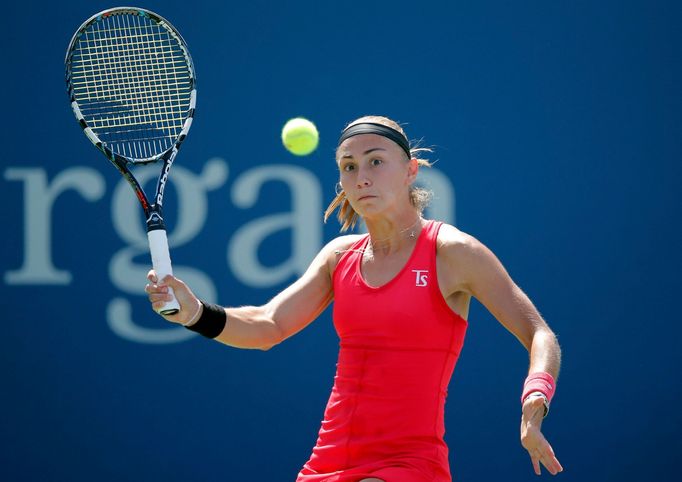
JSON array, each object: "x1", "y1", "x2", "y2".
[{"x1": 338, "y1": 122, "x2": 411, "y2": 159}]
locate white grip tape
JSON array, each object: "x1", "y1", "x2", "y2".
[{"x1": 147, "y1": 230, "x2": 180, "y2": 315}]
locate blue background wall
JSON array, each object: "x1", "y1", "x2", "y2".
[{"x1": 1, "y1": 1, "x2": 680, "y2": 481}]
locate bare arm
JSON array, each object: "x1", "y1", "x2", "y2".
[
  {"x1": 439, "y1": 225, "x2": 563, "y2": 476},
  {"x1": 470, "y1": 251, "x2": 561, "y2": 379},
  {"x1": 147, "y1": 236, "x2": 359, "y2": 350},
  {"x1": 439, "y1": 226, "x2": 561, "y2": 377},
  {"x1": 217, "y1": 241, "x2": 337, "y2": 349}
]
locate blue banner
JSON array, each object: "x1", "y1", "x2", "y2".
[{"x1": 2, "y1": 1, "x2": 680, "y2": 481}]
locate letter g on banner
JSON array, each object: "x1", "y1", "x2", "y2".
[
  {"x1": 107, "y1": 158, "x2": 228, "y2": 343},
  {"x1": 228, "y1": 164, "x2": 322, "y2": 287}
]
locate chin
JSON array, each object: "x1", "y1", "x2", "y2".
[
  {"x1": 350, "y1": 199, "x2": 391, "y2": 220},
  {"x1": 356, "y1": 208, "x2": 384, "y2": 221}
]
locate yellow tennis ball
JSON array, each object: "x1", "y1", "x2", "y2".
[{"x1": 281, "y1": 117, "x2": 319, "y2": 156}]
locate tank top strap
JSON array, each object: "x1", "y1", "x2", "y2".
[
  {"x1": 336, "y1": 233, "x2": 369, "y2": 266},
  {"x1": 410, "y1": 220, "x2": 442, "y2": 269}
]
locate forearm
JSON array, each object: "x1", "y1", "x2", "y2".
[
  {"x1": 520, "y1": 327, "x2": 564, "y2": 475},
  {"x1": 211, "y1": 305, "x2": 283, "y2": 350},
  {"x1": 213, "y1": 273, "x2": 333, "y2": 350},
  {"x1": 527, "y1": 327, "x2": 561, "y2": 378},
  {"x1": 528, "y1": 325, "x2": 561, "y2": 379},
  {"x1": 182, "y1": 249, "x2": 335, "y2": 349}
]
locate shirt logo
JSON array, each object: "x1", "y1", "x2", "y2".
[{"x1": 412, "y1": 269, "x2": 429, "y2": 287}]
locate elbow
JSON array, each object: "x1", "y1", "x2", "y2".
[
  {"x1": 257, "y1": 338, "x2": 282, "y2": 351},
  {"x1": 524, "y1": 325, "x2": 558, "y2": 351},
  {"x1": 255, "y1": 304, "x2": 289, "y2": 351},
  {"x1": 256, "y1": 324, "x2": 286, "y2": 351}
]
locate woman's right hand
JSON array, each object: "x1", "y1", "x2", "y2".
[{"x1": 145, "y1": 270, "x2": 202, "y2": 326}]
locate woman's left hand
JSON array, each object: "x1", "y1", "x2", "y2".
[{"x1": 520, "y1": 395, "x2": 564, "y2": 476}]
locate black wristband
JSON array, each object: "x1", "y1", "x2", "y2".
[{"x1": 185, "y1": 300, "x2": 227, "y2": 338}]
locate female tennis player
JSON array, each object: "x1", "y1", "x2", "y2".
[{"x1": 146, "y1": 115, "x2": 563, "y2": 481}]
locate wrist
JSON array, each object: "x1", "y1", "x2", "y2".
[
  {"x1": 184, "y1": 300, "x2": 227, "y2": 338},
  {"x1": 521, "y1": 372, "x2": 556, "y2": 418},
  {"x1": 182, "y1": 300, "x2": 203, "y2": 327},
  {"x1": 523, "y1": 392, "x2": 550, "y2": 417}
]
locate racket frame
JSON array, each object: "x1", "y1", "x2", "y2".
[{"x1": 65, "y1": 7, "x2": 197, "y2": 315}]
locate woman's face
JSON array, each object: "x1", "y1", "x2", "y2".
[{"x1": 336, "y1": 133, "x2": 417, "y2": 219}]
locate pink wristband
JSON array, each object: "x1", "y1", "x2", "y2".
[{"x1": 521, "y1": 372, "x2": 556, "y2": 405}]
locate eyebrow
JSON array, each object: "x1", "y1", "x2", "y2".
[{"x1": 339, "y1": 147, "x2": 387, "y2": 160}]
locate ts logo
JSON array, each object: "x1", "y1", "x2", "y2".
[{"x1": 412, "y1": 269, "x2": 429, "y2": 287}]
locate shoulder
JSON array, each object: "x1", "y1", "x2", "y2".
[
  {"x1": 436, "y1": 223, "x2": 481, "y2": 257},
  {"x1": 435, "y1": 222, "x2": 513, "y2": 295},
  {"x1": 298, "y1": 234, "x2": 365, "y2": 283},
  {"x1": 310, "y1": 234, "x2": 365, "y2": 262},
  {"x1": 435, "y1": 223, "x2": 497, "y2": 272},
  {"x1": 327, "y1": 234, "x2": 365, "y2": 253},
  {"x1": 320, "y1": 234, "x2": 365, "y2": 273}
]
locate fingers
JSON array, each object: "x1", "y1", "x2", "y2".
[
  {"x1": 144, "y1": 272, "x2": 200, "y2": 324},
  {"x1": 145, "y1": 280, "x2": 172, "y2": 306},
  {"x1": 146, "y1": 271, "x2": 178, "y2": 286},
  {"x1": 531, "y1": 453, "x2": 541, "y2": 475},
  {"x1": 541, "y1": 445, "x2": 563, "y2": 475},
  {"x1": 529, "y1": 443, "x2": 563, "y2": 476},
  {"x1": 145, "y1": 274, "x2": 176, "y2": 295},
  {"x1": 521, "y1": 417, "x2": 563, "y2": 476},
  {"x1": 146, "y1": 281, "x2": 182, "y2": 318},
  {"x1": 146, "y1": 270, "x2": 179, "y2": 289}
]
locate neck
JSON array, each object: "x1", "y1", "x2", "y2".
[{"x1": 365, "y1": 215, "x2": 423, "y2": 255}]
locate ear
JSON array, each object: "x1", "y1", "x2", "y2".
[{"x1": 406, "y1": 158, "x2": 419, "y2": 184}]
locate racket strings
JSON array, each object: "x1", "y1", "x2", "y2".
[{"x1": 70, "y1": 12, "x2": 193, "y2": 161}]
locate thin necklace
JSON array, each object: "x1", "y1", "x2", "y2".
[
  {"x1": 367, "y1": 216, "x2": 423, "y2": 252},
  {"x1": 333, "y1": 217, "x2": 423, "y2": 256}
]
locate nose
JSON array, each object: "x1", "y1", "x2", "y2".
[
  {"x1": 356, "y1": 165, "x2": 372, "y2": 188},
  {"x1": 356, "y1": 178, "x2": 371, "y2": 188}
]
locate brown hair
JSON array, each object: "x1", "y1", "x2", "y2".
[{"x1": 324, "y1": 115, "x2": 433, "y2": 231}]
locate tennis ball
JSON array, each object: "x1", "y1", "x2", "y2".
[{"x1": 281, "y1": 117, "x2": 319, "y2": 156}]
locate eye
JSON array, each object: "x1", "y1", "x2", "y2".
[
  {"x1": 370, "y1": 158, "x2": 383, "y2": 167},
  {"x1": 341, "y1": 163, "x2": 355, "y2": 172}
]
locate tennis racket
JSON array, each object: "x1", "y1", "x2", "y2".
[{"x1": 65, "y1": 7, "x2": 196, "y2": 315}]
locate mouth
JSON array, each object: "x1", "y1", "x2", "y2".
[{"x1": 357, "y1": 195, "x2": 376, "y2": 201}]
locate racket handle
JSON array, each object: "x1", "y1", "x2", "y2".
[{"x1": 147, "y1": 229, "x2": 181, "y2": 315}]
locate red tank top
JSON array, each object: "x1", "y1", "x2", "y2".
[{"x1": 297, "y1": 221, "x2": 468, "y2": 482}]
